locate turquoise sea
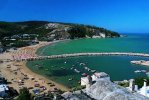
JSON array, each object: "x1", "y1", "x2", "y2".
[{"x1": 27, "y1": 34, "x2": 149, "y2": 88}]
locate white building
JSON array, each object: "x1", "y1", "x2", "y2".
[
  {"x1": 127, "y1": 79, "x2": 149, "y2": 98},
  {"x1": 138, "y1": 80, "x2": 149, "y2": 98},
  {"x1": 81, "y1": 75, "x2": 92, "y2": 87}
]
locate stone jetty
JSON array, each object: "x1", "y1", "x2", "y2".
[{"x1": 12, "y1": 52, "x2": 149, "y2": 61}]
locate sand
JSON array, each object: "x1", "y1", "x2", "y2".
[{"x1": 0, "y1": 41, "x2": 69, "y2": 94}]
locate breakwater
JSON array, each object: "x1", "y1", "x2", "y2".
[{"x1": 14, "y1": 52, "x2": 149, "y2": 61}]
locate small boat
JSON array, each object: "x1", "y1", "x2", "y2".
[
  {"x1": 84, "y1": 67, "x2": 91, "y2": 71},
  {"x1": 134, "y1": 70, "x2": 141, "y2": 73},
  {"x1": 84, "y1": 67, "x2": 88, "y2": 70},
  {"x1": 68, "y1": 78, "x2": 73, "y2": 81},
  {"x1": 80, "y1": 63, "x2": 86, "y2": 66},
  {"x1": 70, "y1": 67, "x2": 74, "y2": 70},
  {"x1": 74, "y1": 69, "x2": 80, "y2": 73},
  {"x1": 64, "y1": 61, "x2": 67, "y2": 64},
  {"x1": 141, "y1": 70, "x2": 147, "y2": 73},
  {"x1": 91, "y1": 70, "x2": 96, "y2": 73},
  {"x1": 82, "y1": 73, "x2": 88, "y2": 77}
]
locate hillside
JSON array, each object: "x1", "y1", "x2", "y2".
[{"x1": 0, "y1": 21, "x2": 120, "y2": 48}]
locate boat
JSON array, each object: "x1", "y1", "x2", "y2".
[
  {"x1": 134, "y1": 70, "x2": 141, "y2": 73},
  {"x1": 74, "y1": 69, "x2": 80, "y2": 73},
  {"x1": 91, "y1": 70, "x2": 96, "y2": 73},
  {"x1": 141, "y1": 70, "x2": 147, "y2": 73},
  {"x1": 84, "y1": 67, "x2": 91, "y2": 71},
  {"x1": 80, "y1": 63, "x2": 86, "y2": 66},
  {"x1": 68, "y1": 78, "x2": 73, "y2": 81},
  {"x1": 82, "y1": 73, "x2": 88, "y2": 77},
  {"x1": 70, "y1": 67, "x2": 74, "y2": 70}
]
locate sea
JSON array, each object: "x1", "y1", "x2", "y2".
[{"x1": 27, "y1": 34, "x2": 149, "y2": 88}]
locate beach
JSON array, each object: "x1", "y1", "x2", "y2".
[{"x1": 0, "y1": 41, "x2": 69, "y2": 94}]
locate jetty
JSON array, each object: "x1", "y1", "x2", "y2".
[
  {"x1": 131, "y1": 60, "x2": 149, "y2": 66},
  {"x1": 11, "y1": 52, "x2": 149, "y2": 61}
]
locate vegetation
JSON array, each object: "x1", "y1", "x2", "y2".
[
  {"x1": 17, "y1": 87, "x2": 32, "y2": 100},
  {"x1": 118, "y1": 82, "x2": 129, "y2": 87},
  {"x1": 0, "y1": 21, "x2": 120, "y2": 48},
  {"x1": 72, "y1": 85, "x2": 86, "y2": 91},
  {"x1": 68, "y1": 25, "x2": 87, "y2": 39},
  {"x1": 0, "y1": 21, "x2": 53, "y2": 39},
  {"x1": 68, "y1": 24, "x2": 120, "y2": 39},
  {"x1": 135, "y1": 77, "x2": 149, "y2": 88}
]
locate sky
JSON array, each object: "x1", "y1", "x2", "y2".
[{"x1": 0, "y1": 0, "x2": 149, "y2": 33}]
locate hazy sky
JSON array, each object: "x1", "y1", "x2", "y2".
[{"x1": 0, "y1": 0, "x2": 149, "y2": 33}]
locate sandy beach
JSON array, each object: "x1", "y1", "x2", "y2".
[{"x1": 0, "y1": 41, "x2": 69, "y2": 94}]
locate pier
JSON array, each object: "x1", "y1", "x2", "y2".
[{"x1": 12, "y1": 52, "x2": 149, "y2": 61}]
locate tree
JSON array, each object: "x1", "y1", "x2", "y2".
[
  {"x1": 68, "y1": 25, "x2": 87, "y2": 39},
  {"x1": 134, "y1": 77, "x2": 149, "y2": 88},
  {"x1": 17, "y1": 87, "x2": 32, "y2": 100}
]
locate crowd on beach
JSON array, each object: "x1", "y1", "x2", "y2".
[{"x1": 0, "y1": 41, "x2": 69, "y2": 99}]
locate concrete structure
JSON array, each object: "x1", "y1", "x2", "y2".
[
  {"x1": 138, "y1": 80, "x2": 149, "y2": 98},
  {"x1": 81, "y1": 75, "x2": 92, "y2": 87},
  {"x1": 10, "y1": 52, "x2": 149, "y2": 62},
  {"x1": 128, "y1": 79, "x2": 135, "y2": 91},
  {"x1": 81, "y1": 72, "x2": 110, "y2": 89},
  {"x1": 63, "y1": 78, "x2": 149, "y2": 100},
  {"x1": 84, "y1": 79, "x2": 149, "y2": 100}
]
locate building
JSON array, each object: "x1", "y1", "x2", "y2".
[
  {"x1": 138, "y1": 80, "x2": 149, "y2": 97},
  {"x1": 81, "y1": 75, "x2": 92, "y2": 87}
]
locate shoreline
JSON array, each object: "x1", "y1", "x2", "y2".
[
  {"x1": 0, "y1": 40, "x2": 70, "y2": 93},
  {"x1": 1, "y1": 39, "x2": 149, "y2": 93}
]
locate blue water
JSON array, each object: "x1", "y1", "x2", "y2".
[{"x1": 27, "y1": 34, "x2": 149, "y2": 88}]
